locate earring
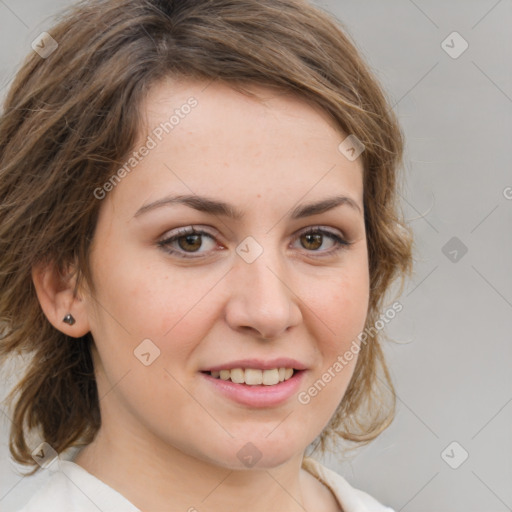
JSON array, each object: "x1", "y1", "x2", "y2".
[{"x1": 62, "y1": 313, "x2": 76, "y2": 326}]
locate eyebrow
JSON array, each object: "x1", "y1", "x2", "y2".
[{"x1": 133, "y1": 193, "x2": 362, "y2": 220}]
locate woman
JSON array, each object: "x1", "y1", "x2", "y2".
[{"x1": 0, "y1": 0, "x2": 413, "y2": 510}]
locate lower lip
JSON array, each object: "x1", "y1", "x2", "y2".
[{"x1": 201, "y1": 370, "x2": 305, "y2": 408}]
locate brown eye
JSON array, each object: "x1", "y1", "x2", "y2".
[
  {"x1": 178, "y1": 233, "x2": 203, "y2": 252},
  {"x1": 293, "y1": 227, "x2": 351, "y2": 256},
  {"x1": 158, "y1": 227, "x2": 218, "y2": 258},
  {"x1": 301, "y1": 232, "x2": 323, "y2": 250}
]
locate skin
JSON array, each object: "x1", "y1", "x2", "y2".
[{"x1": 32, "y1": 78, "x2": 369, "y2": 512}]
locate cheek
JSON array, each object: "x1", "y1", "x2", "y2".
[
  {"x1": 332, "y1": 275, "x2": 369, "y2": 338},
  {"x1": 123, "y1": 269, "x2": 222, "y2": 343},
  {"x1": 87, "y1": 262, "x2": 213, "y2": 430},
  {"x1": 297, "y1": 270, "x2": 369, "y2": 419},
  {"x1": 89, "y1": 251, "x2": 225, "y2": 380},
  {"x1": 90, "y1": 242, "x2": 193, "y2": 333},
  {"x1": 305, "y1": 260, "x2": 370, "y2": 353}
]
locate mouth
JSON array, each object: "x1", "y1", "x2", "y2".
[
  {"x1": 201, "y1": 367, "x2": 300, "y2": 386},
  {"x1": 200, "y1": 367, "x2": 306, "y2": 407}
]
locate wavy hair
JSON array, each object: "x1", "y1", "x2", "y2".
[{"x1": 0, "y1": 0, "x2": 413, "y2": 473}]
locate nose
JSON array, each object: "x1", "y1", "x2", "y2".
[{"x1": 224, "y1": 249, "x2": 302, "y2": 339}]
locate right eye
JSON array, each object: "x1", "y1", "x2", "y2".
[{"x1": 157, "y1": 226, "x2": 221, "y2": 259}]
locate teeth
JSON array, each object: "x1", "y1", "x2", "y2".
[
  {"x1": 208, "y1": 368, "x2": 296, "y2": 385},
  {"x1": 262, "y1": 369, "x2": 279, "y2": 385},
  {"x1": 230, "y1": 368, "x2": 245, "y2": 384},
  {"x1": 245, "y1": 368, "x2": 263, "y2": 385}
]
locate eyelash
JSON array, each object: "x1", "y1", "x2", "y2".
[{"x1": 157, "y1": 226, "x2": 352, "y2": 259}]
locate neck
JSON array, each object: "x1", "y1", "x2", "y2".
[{"x1": 74, "y1": 425, "x2": 319, "y2": 512}]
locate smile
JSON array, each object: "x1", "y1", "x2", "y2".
[
  {"x1": 206, "y1": 367, "x2": 295, "y2": 386},
  {"x1": 200, "y1": 369, "x2": 305, "y2": 408}
]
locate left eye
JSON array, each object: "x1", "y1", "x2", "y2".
[
  {"x1": 158, "y1": 226, "x2": 350, "y2": 259},
  {"x1": 294, "y1": 228, "x2": 348, "y2": 252}
]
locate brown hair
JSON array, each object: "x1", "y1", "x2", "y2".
[{"x1": 0, "y1": 0, "x2": 413, "y2": 473}]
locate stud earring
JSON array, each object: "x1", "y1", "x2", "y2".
[{"x1": 62, "y1": 314, "x2": 76, "y2": 326}]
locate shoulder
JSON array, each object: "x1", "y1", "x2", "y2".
[
  {"x1": 302, "y1": 456, "x2": 395, "y2": 512},
  {"x1": 15, "y1": 458, "x2": 140, "y2": 512}
]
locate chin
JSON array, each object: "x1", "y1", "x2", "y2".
[{"x1": 213, "y1": 437, "x2": 304, "y2": 471}]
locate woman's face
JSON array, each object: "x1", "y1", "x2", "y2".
[{"x1": 82, "y1": 78, "x2": 369, "y2": 469}]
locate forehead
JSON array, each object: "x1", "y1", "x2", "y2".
[
  {"x1": 105, "y1": 78, "x2": 364, "y2": 219},
  {"x1": 141, "y1": 78, "x2": 346, "y2": 149}
]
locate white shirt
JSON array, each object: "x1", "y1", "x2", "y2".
[{"x1": 16, "y1": 456, "x2": 394, "y2": 512}]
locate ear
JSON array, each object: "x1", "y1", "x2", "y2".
[{"x1": 31, "y1": 260, "x2": 91, "y2": 338}]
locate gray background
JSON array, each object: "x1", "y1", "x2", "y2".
[{"x1": 1, "y1": 1, "x2": 511, "y2": 510}]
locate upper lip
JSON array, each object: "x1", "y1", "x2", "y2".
[{"x1": 201, "y1": 358, "x2": 308, "y2": 372}]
